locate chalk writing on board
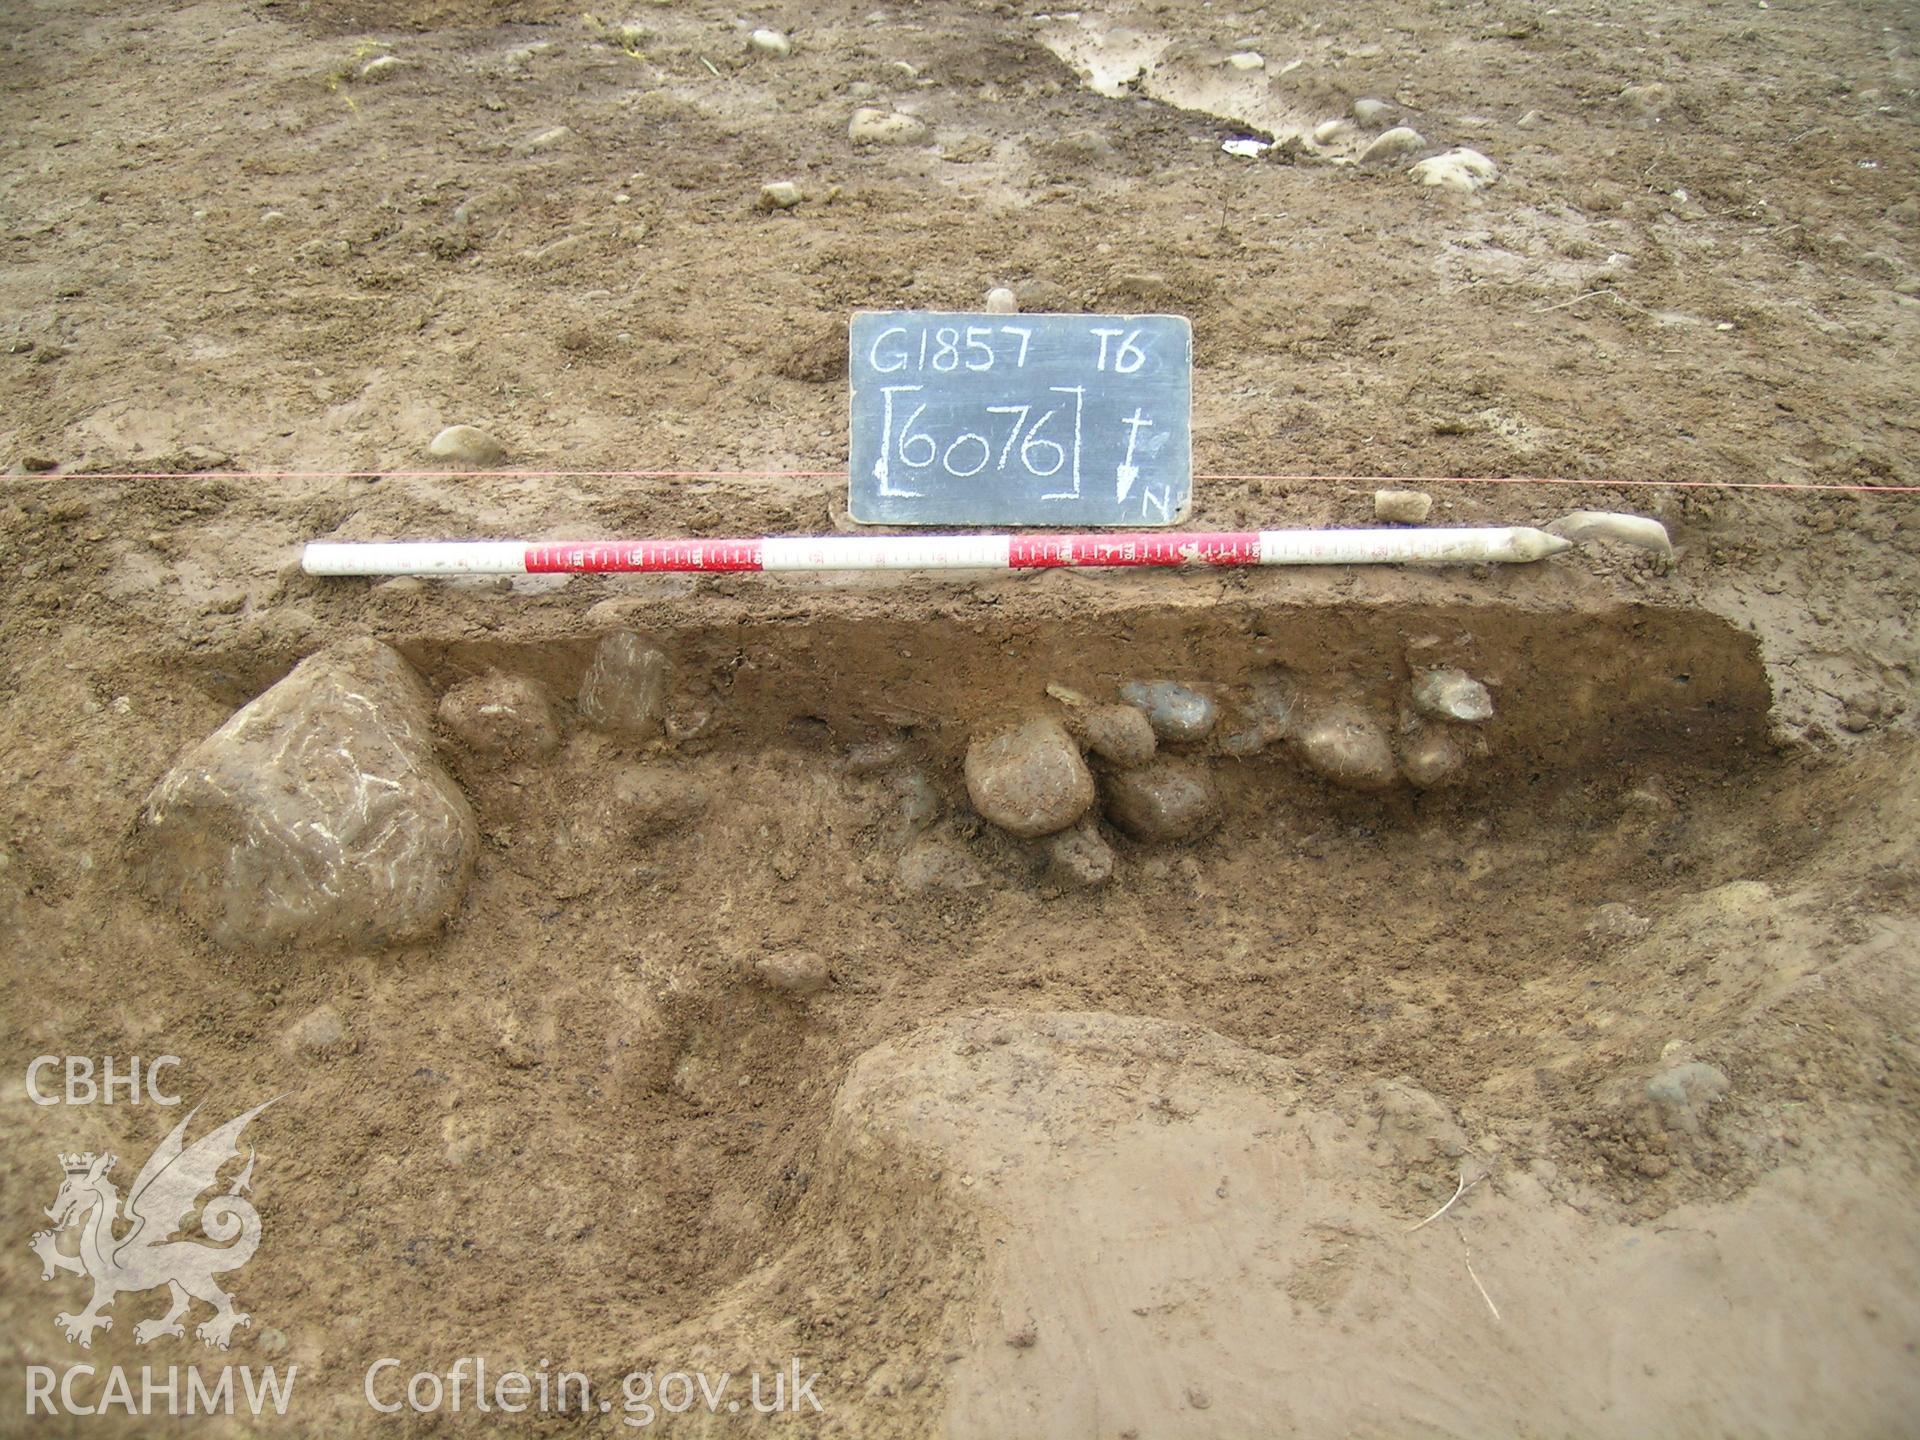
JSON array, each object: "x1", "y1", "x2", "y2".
[{"x1": 848, "y1": 312, "x2": 1193, "y2": 527}]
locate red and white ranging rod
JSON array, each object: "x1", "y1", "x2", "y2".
[{"x1": 302, "y1": 526, "x2": 1572, "y2": 577}]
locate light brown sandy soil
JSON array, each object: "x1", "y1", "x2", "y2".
[{"x1": 2, "y1": 0, "x2": 1918, "y2": 1434}]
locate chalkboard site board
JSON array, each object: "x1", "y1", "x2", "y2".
[{"x1": 848, "y1": 311, "x2": 1193, "y2": 527}]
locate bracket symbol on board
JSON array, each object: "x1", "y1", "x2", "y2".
[{"x1": 1115, "y1": 406, "x2": 1154, "y2": 504}]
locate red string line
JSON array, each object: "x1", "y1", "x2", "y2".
[{"x1": 7, "y1": 468, "x2": 1916, "y2": 494}]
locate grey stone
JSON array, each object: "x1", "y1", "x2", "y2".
[
  {"x1": 1646, "y1": 1061, "x2": 1729, "y2": 1133},
  {"x1": 1359, "y1": 126, "x2": 1426, "y2": 164},
  {"x1": 748, "y1": 27, "x2": 791, "y2": 56},
  {"x1": 1295, "y1": 706, "x2": 1397, "y2": 791},
  {"x1": 1218, "y1": 672, "x2": 1298, "y2": 755},
  {"x1": 427, "y1": 424, "x2": 505, "y2": 466},
  {"x1": 1374, "y1": 488, "x2": 1433, "y2": 523},
  {"x1": 843, "y1": 735, "x2": 910, "y2": 774},
  {"x1": 755, "y1": 948, "x2": 830, "y2": 996},
  {"x1": 1398, "y1": 725, "x2": 1466, "y2": 788},
  {"x1": 759, "y1": 181, "x2": 804, "y2": 210},
  {"x1": 1412, "y1": 669, "x2": 1495, "y2": 724},
  {"x1": 1352, "y1": 97, "x2": 1395, "y2": 127},
  {"x1": 437, "y1": 671, "x2": 561, "y2": 762},
  {"x1": 132, "y1": 640, "x2": 478, "y2": 949},
  {"x1": 359, "y1": 55, "x2": 402, "y2": 81},
  {"x1": 1119, "y1": 680, "x2": 1218, "y2": 743},
  {"x1": 1045, "y1": 818, "x2": 1115, "y2": 889},
  {"x1": 578, "y1": 631, "x2": 671, "y2": 738},
  {"x1": 985, "y1": 286, "x2": 1019, "y2": 315},
  {"x1": 964, "y1": 715, "x2": 1095, "y2": 838},
  {"x1": 1102, "y1": 759, "x2": 1219, "y2": 842},
  {"x1": 849, "y1": 108, "x2": 929, "y2": 145},
  {"x1": 1080, "y1": 703, "x2": 1157, "y2": 768}
]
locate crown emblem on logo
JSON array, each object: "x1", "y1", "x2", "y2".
[{"x1": 59, "y1": 1153, "x2": 96, "y2": 1175}]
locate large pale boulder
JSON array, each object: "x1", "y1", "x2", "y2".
[{"x1": 133, "y1": 640, "x2": 478, "y2": 949}]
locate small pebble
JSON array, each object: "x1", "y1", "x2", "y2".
[
  {"x1": 1409, "y1": 148, "x2": 1499, "y2": 193},
  {"x1": 1313, "y1": 118, "x2": 1355, "y2": 145},
  {"x1": 1226, "y1": 51, "x2": 1265, "y2": 70},
  {"x1": 1352, "y1": 97, "x2": 1395, "y2": 127},
  {"x1": 1646, "y1": 1060, "x2": 1729, "y2": 1133},
  {"x1": 359, "y1": 55, "x2": 402, "y2": 80},
  {"x1": 849, "y1": 107, "x2": 930, "y2": 146},
  {"x1": 1374, "y1": 488, "x2": 1433, "y2": 524},
  {"x1": 1079, "y1": 703, "x2": 1157, "y2": 768},
  {"x1": 1045, "y1": 819, "x2": 1115, "y2": 890},
  {"x1": 521, "y1": 125, "x2": 573, "y2": 152},
  {"x1": 1295, "y1": 707, "x2": 1397, "y2": 791},
  {"x1": 428, "y1": 424, "x2": 506, "y2": 466},
  {"x1": 985, "y1": 286, "x2": 1019, "y2": 315},
  {"x1": 898, "y1": 834, "x2": 987, "y2": 892},
  {"x1": 760, "y1": 180, "x2": 804, "y2": 209},
  {"x1": 1398, "y1": 726, "x2": 1465, "y2": 788},
  {"x1": 1119, "y1": 680, "x2": 1217, "y2": 743},
  {"x1": 1411, "y1": 668, "x2": 1495, "y2": 724},
  {"x1": 285, "y1": 1005, "x2": 350, "y2": 1056},
  {"x1": 1516, "y1": 109, "x2": 1547, "y2": 129},
  {"x1": 1619, "y1": 81, "x2": 1671, "y2": 121},
  {"x1": 748, "y1": 27, "x2": 791, "y2": 57},
  {"x1": 754, "y1": 948, "x2": 830, "y2": 997},
  {"x1": 1359, "y1": 126, "x2": 1426, "y2": 164}
]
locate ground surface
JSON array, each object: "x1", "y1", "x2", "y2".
[{"x1": 1, "y1": 0, "x2": 1917, "y2": 1434}]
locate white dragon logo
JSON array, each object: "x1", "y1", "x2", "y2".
[{"x1": 29, "y1": 1098, "x2": 278, "y2": 1349}]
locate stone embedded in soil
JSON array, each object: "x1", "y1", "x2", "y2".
[
  {"x1": 1218, "y1": 671, "x2": 1300, "y2": 756},
  {"x1": 132, "y1": 639, "x2": 478, "y2": 950},
  {"x1": 1619, "y1": 81, "x2": 1671, "y2": 122},
  {"x1": 965, "y1": 715, "x2": 1095, "y2": 838},
  {"x1": 1102, "y1": 759, "x2": 1220, "y2": 842},
  {"x1": 1646, "y1": 1060, "x2": 1730, "y2": 1133},
  {"x1": 985, "y1": 286, "x2": 1019, "y2": 315},
  {"x1": 578, "y1": 631, "x2": 671, "y2": 738},
  {"x1": 427, "y1": 423, "x2": 506, "y2": 466},
  {"x1": 1314, "y1": 118, "x2": 1356, "y2": 146},
  {"x1": 899, "y1": 833, "x2": 987, "y2": 892},
  {"x1": 1412, "y1": 668, "x2": 1495, "y2": 724},
  {"x1": 1226, "y1": 51, "x2": 1264, "y2": 70},
  {"x1": 849, "y1": 108, "x2": 930, "y2": 146},
  {"x1": 1585, "y1": 901, "x2": 1653, "y2": 947},
  {"x1": 436, "y1": 671, "x2": 561, "y2": 762},
  {"x1": 748, "y1": 27, "x2": 791, "y2": 56},
  {"x1": 283, "y1": 1004, "x2": 351, "y2": 1057},
  {"x1": 1352, "y1": 97, "x2": 1395, "y2": 127},
  {"x1": 1045, "y1": 817, "x2": 1115, "y2": 890},
  {"x1": 1294, "y1": 706, "x2": 1398, "y2": 791},
  {"x1": 1398, "y1": 725, "x2": 1466, "y2": 788},
  {"x1": 1359, "y1": 126, "x2": 1426, "y2": 164},
  {"x1": 1079, "y1": 703, "x2": 1158, "y2": 768},
  {"x1": 759, "y1": 181, "x2": 803, "y2": 210},
  {"x1": 754, "y1": 947, "x2": 830, "y2": 997},
  {"x1": 1409, "y1": 148, "x2": 1500, "y2": 193},
  {"x1": 1119, "y1": 680, "x2": 1217, "y2": 743},
  {"x1": 609, "y1": 766, "x2": 710, "y2": 839},
  {"x1": 358, "y1": 55, "x2": 402, "y2": 81},
  {"x1": 1374, "y1": 488, "x2": 1433, "y2": 524}
]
